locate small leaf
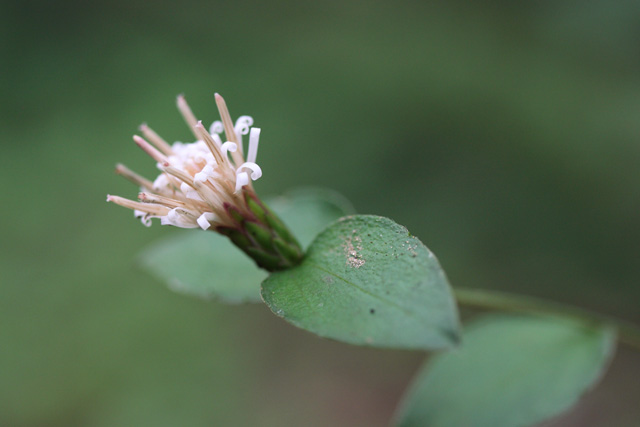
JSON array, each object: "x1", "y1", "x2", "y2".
[
  {"x1": 261, "y1": 215, "x2": 460, "y2": 349},
  {"x1": 139, "y1": 188, "x2": 354, "y2": 303},
  {"x1": 394, "y1": 314, "x2": 616, "y2": 427}
]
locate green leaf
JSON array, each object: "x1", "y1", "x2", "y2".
[
  {"x1": 266, "y1": 187, "x2": 355, "y2": 248},
  {"x1": 140, "y1": 231, "x2": 268, "y2": 303},
  {"x1": 261, "y1": 215, "x2": 460, "y2": 349},
  {"x1": 139, "y1": 188, "x2": 354, "y2": 303},
  {"x1": 394, "y1": 314, "x2": 616, "y2": 427}
]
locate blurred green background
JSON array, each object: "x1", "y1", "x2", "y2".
[{"x1": 2, "y1": 0, "x2": 640, "y2": 425}]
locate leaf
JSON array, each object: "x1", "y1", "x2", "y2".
[
  {"x1": 266, "y1": 187, "x2": 355, "y2": 248},
  {"x1": 139, "y1": 188, "x2": 354, "y2": 303},
  {"x1": 394, "y1": 314, "x2": 617, "y2": 427},
  {"x1": 261, "y1": 215, "x2": 461, "y2": 349},
  {"x1": 139, "y1": 230, "x2": 267, "y2": 303}
]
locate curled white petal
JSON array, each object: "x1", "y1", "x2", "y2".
[
  {"x1": 134, "y1": 210, "x2": 153, "y2": 227},
  {"x1": 234, "y1": 116, "x2": 254, "y2": 135},
  {"x1": 194, "y1": 165, "x2": 215, "y2": 183},
  {"x1": 247, "y1": 127, "x2": 260, "y2": 164},
  {"x1": 197, "y1": 212, "x2": 217, "y2": 230},
  {"x1": 237, "y1": 162, "x2": 262, "y2": 180},
  {"x1": 186, "y1": 189, "x2": 204, "y2": 201},
  {"x1": 160, "y1": 208, "x2": 199, "y2": 228},
  {"x1": 211, "y1": 133, "x2": 223, "y2": 146},
  {"x1": 221, "y1": 141, "x2": 237, "y2": 158},
  {"x1": 178, "y1": 182, "x2": 203, "y2": 202},
  {"x1": 235, "y1": 171, "x2": 250, "y2": 193},
  {"x1": 210, "y1": 121, "x2": 224, "y2": 135}
]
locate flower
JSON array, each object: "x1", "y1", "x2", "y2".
[{"x1": 107, "y1": 93, "x2": 303, "y2": 271}]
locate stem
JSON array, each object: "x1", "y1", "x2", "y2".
[{"x1": 454, "y1": 287, "x2": 640, "y2": 351}]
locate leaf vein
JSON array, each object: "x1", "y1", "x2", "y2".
[{"x1": 306, "y1": 261, "x2": 419, "y2": 318}]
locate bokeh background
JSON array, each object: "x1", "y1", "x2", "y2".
[{"x1": 2, "y1": 0, "x2": 640, "y2": 425}]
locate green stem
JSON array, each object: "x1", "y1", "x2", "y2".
[{"x1": 454, "y1": 287, "x2": 640, "y2": 351}]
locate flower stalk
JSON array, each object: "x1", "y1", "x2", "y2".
[{"x1": 454, "y1": 287, "x2": 640, "y2": 350}]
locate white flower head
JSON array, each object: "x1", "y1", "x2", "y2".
[{"x1": 107, "y1": 93, "x2": 263, "y2": 231}]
